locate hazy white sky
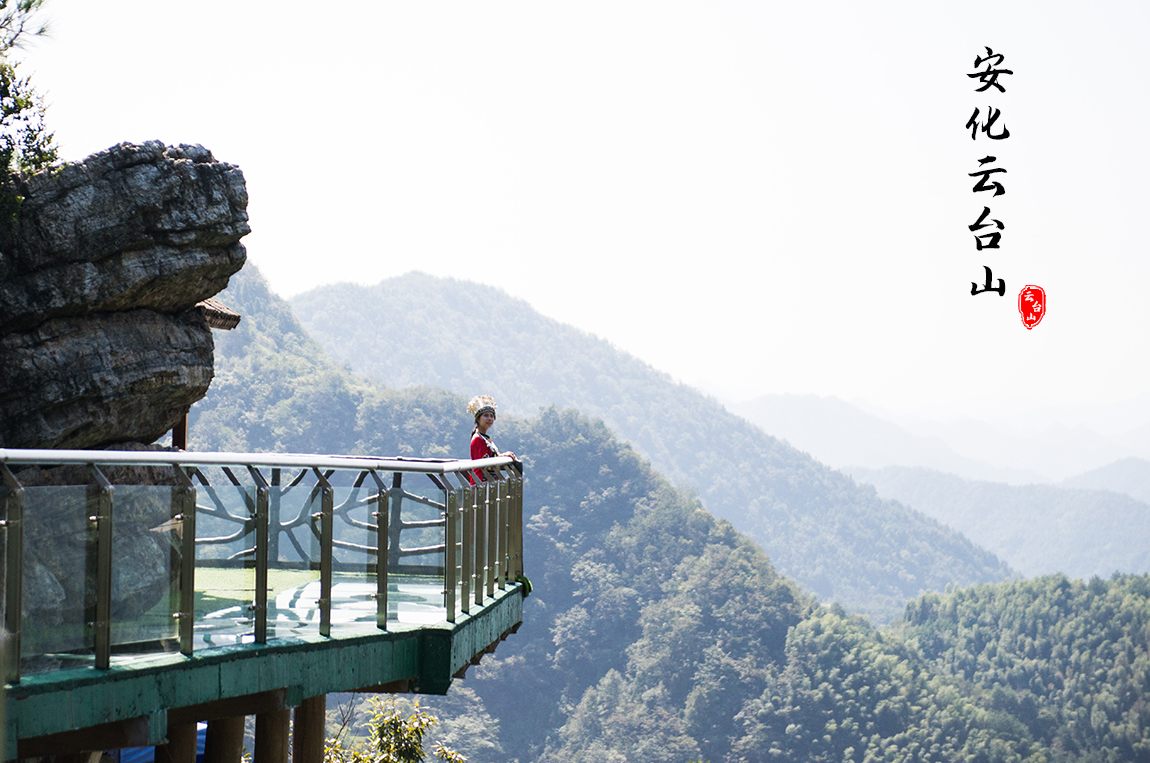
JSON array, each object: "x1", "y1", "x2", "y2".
[{"x1": 18, "y1": 1, "x2": 1150, "y2": 423}]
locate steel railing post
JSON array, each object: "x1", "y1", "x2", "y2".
[
  {"x1": 312, "y1": 469, "x2": 334, "y2": 637},
  {"x1": 1, "y1": 465, "x2": 23, "y2": 683},
  {"x1": 486, "y1": 469, "x2": 498, "y2": 599},
  {"x1": 513, "y1": 465, "x2": 524, "y2": 577},
  {"x1": 497, "y1": 468, "x2": 509, "y2": 590},
  {"x1": 443, "y1": 485, "x2": 458, "y2": 622},
  {"x1": 269, "y1": 468, "x2": 281, "y2": 566},
  {"x1": 89, "y1": 465, "x2": 114, "y2": 669},
  {"x1": 248, "y1": 467, "x2": 270, "y2": 644},
  {"x1": 173, "y1": 467, "x2": 197, "y2": 655},
  {"x1": 492, "y1": 470, "x2": 504, "y2": 591},
  {"x1": 490, "y1": 469, "x2": 501, "y2": 591},
  {"x1": 474, "y1": 478, "x2": 487, "y2": 607},
  {"x1": 369, "y1": 470, "x2": 389, "y2": 630}
]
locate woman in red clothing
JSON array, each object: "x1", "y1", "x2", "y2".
[{"x1": 467, "y1": 394, "x2": 514, "y2": 481}]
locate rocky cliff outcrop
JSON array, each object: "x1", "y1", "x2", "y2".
[
  {"x1": 0, "y1": 141, "x2": 248, "y2": 450},
  {"x1": 0, "y1": 141, "x2": 249, "y2": 650}
]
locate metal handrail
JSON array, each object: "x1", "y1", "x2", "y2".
[
  {"x1": 0, "y1": 448, "x2": 516, "y2": 474},
  {"x1": 0, "y1": 449, "x2": 524, "y2": 683}
]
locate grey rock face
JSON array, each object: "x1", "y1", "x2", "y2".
[
  {"x1": 0, "y1": 143, "x2": 249, "y2": 659},
  {"x1": 0, "y1": 141, "x2": 248, "y2": 449},
  {"x1": 0, "y1": 141, "x2": 249, "y2": 332},
  {"x1": 0, "y1": 308, "x2": 214, "y2": 449}
]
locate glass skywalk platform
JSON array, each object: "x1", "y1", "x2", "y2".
[{"x1": 0, "y1": 449, "x2": 525, "y2": 761}]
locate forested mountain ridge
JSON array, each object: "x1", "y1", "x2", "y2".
[
  {"x1": 290, "y1": 272, "x2": 1015, "y2": 622},
  {"x1": 188, "y1": 266, "x2": 1150, "y2": 762},
  {"x1": 848, "y1": 465, "x2": 1150, "y2": 579},
  {"x1": 1062, "y1": 456, "x2": 1150, "y2": 504}
]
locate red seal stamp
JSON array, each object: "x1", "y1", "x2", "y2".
[{"x1": 1018, "y1": 285, "x2": 1045, "y2": 330}]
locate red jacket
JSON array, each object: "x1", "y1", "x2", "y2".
[{"x1": 470, "y1": 431, "x2": 496, "y2": 483}]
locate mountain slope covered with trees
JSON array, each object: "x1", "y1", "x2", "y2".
[
  {"x1": 899, "y1": 574, "x2": 1150, "y2": 762},
  {"x1": 188, "y1": 266, "x2": 1150, "y2": 762},
  {"x1": 289, "y1": 272, "x2": 1014, "y2": 622}
]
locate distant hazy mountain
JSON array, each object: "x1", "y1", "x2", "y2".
[
  {"x1": 847, "y1": 465, "x2": 1150, "y2": 579},
  {"x1": 884, "y1": 414, "x2": 1147, "y2": 482},
  {"x1": 730, "y1": 394, "x2": 1046, "y2": 484},
  {"x1": 291, "y1": 273, "x2": 1015, "y2": 622},
  {"x1": 1115, "y1": 423, "x2": 1150, "y2": 458},
  {"x1": 1063, "y1": 457, "x2": 1150, "y2": 504}
]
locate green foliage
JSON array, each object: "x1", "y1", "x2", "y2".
[
  {"x1": 0, "y1": 0, "x2": 56, "y2": 232},
  {"x1": 0, "y1": 1, "x2": 49, "y2": 51},
  {"x1": 729, "y1": 609, "x2": 1043, "y2": 762},
  {"x1": 0, "y1": 57, "x2": 54, "y2": 175},
  {"x1": 899, "y1": 574, "x2": 1150, "y2": 761},
  {"x1": 324, "y1": 698, "x2": 466, "y2": 763}
]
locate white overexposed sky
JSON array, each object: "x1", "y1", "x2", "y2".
[{"x1": 17, "y1": 1, "x2": 1150, "y2": 424}]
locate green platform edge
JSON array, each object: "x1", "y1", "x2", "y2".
[{"x1": 4, "y1": 585, "x2": 524, "y2": 758}]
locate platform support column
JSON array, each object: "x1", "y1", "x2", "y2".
[
  {"x1": 255, "y1": 707, "x2": 291, "y2": 763},
  {"x1": 156, "y1": 719, "x2": 198, "y2": 763},
  {"x1": 292, "y1": 695, "x2": 326, "y2": 763},
  {"x1": 204, "y1": 716, "x2": 245, "y2": 763}
]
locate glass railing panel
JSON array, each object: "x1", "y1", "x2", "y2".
[
  {"x1": 267, "y1": 474, "x2": 322, "y2": 639},
  {"x1": 111, "y1": 485, "x2": 180, "y2": 653},
  {"x1": 390, "y1": 473, "x2": 447, "y2": 625},
  {"x1": 328, "y1": 480, "x2": 385, "y2": 637},
  {"x1": 21, "y1": 485, "x2": 96, "y2": 674},
  {"x1": 193, "y1": 480, "x2": 257, "y2": 647}
]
